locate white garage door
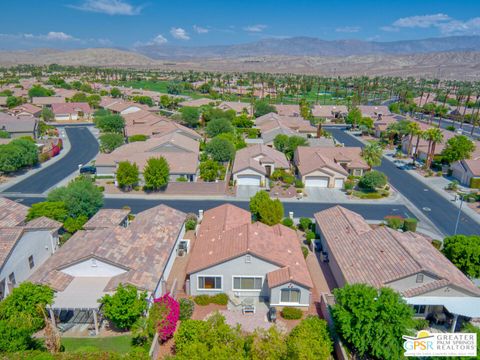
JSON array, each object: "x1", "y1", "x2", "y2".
[
  {"x1": 237, "y1": 175, "x2": 261, "y2": 186},
  {"x1": 334, "y1": 178, "x2": 344, "y2": 189},
  {"x1": 305, "y1": 176, "x2": 329, "y2": 188}
]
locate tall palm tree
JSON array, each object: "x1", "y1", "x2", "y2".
[
  {"x1": 361, "y1": 142, "x2": 383, "y2": 168},
  {"x1": 406, "y1": 121, "x2": 421, "y2": 157},
  {"x1": 423, "y1": 128, "x2": 444, "y2": 169}
]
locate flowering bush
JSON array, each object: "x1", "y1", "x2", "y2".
[{"x1": 153, "y1": 293, "x2": 180, "y2": 342}]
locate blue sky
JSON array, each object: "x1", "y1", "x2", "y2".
[{"x1": 1, "y1": 0, "x2": 480, "y2": 50}]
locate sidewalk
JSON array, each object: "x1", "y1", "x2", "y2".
[{"x1": 0, "y1": 129, "x2": 71, "y2": 192}]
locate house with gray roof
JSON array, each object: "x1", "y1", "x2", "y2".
[
  {"x1": 0, "y1": 112, "x2": 38, "y2": 139},
  {"x1": 315, "y1": 206, "x2": 480, "y2": 331}
]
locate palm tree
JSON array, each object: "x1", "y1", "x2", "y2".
[
  {"x1": 362, "y1": 142, "x2": 383, "y2": 168},
  {"x1": 406, "y1": 122, "x2": 421, "y2": 157},
  {"x1": 423, "y1": 128, "x2": 444, "y2": 169}
]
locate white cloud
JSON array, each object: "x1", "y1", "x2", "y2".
[
  {"x1": 151, "y1": 34, "x2": 168, "y2": 45},
  {"x1": 393, "y1": 13, "x2": 451, "y2": 28},
  {"x1": 69, "y1": 0, "x2": 143, "y2": 16},
  {"x1": 43, "y1": 31, "x2": 75, "y2": 41},
  {"x1": 243, "y1": 24, "x2": 267, "y2": 33},
  {"x1": 0, "y1": 32, "x2": 78, "y2": 42},
  {"x1": 437, "y1": 17, "x2": 480, "y2": 35},
  {"x1": 193, "y1": 25, "x2": 209, "y2": 34},
  {"x1": 335, "y1": 26, "x2": 360, "y2": 33},
  {"x1": 170, "y1": 27, "x2": 190, "y2": 40}
]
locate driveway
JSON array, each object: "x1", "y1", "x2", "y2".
[
  {"x1": 2, "y1": 127, "x2": 99, "y2": 194},
  {"x1": 326, "y1": 127, "x2": 480, "y2": 236},
  {"x1": 304, "y1": 187, "x2": 349, "y2": 202},
  {"x1": 236, "y1": 185, "x2": 260, "y2": 199}
]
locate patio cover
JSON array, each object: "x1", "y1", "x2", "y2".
[
  {"x1": 50, "y1": 277, "x2": 112, "y2": 310},
  {"x1": 405, "y1": 296, "x2": 480, "y2": 318}
]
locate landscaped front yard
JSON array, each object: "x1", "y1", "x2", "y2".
[{"x1": 61, "y1": 334, "x2": 134, "y2": 353}]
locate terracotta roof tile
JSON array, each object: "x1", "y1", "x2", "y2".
[
  {"x1": 0, "y1": 227, "x2": 24, "y2": 267},
  {"x1": 83, "y1": 209, "x2": 130, "y2": 230},
  {"x1": 0, "y1": 197, "x2": 28, "y2": 227},
  {"x1": 232, "y1": 144, "x2": 289, "y2": 174},
  {"x1": 52, "y1": 102, "x2": 91, "y2": 114},
  {"x1": 24, "y1": 216, "x2": 62, "y2": 230}
]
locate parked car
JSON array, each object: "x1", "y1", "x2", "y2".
[{"x1": 80, "y1": 165, "x2": 96, "y2": 175}]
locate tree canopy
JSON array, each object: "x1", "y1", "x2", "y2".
[
  {"x1": 254, "y1": 101, "x2": 277, "y2": 118},
  {"x1": 205, "y1": 137, "x2": 235, "y2": 162},
  {"x1": 358, "y1": 170, "x2": 387, "y2": 190},
  {"x1": 143, "y1": 157, "x2": 170, "y2": 190},
  {"x1": 249, "y1": 191, "x2": 284, "y2": 225},
  {"x1": 332, "y1": 283, "x2": 414, "y2": 360},
  {"x1": 442, "y1": 235, "x2": 480, "y2": 278},
  {"x1": 0, "y1": 138, "x2": 39, "y2": 173},
  {"x1": 100, "y1": 284, "x2": 147, "y2": 330},
  {"x1": 99, "y1": 133, "x2": 124, "y2": 153},
  {"x1": 287, "y1": 316, "x2": 333, "y2": 360},
  {"x1": 26, "y1": 201, "x2": 68, "y2": 222},
  {"x1": 95, "y1": 114, "x2": 125, "y2": 133},
  {"x1": 116, "y1": 161, "x2": 140, "y2": 190},
  {"x1": 361, "y1": 141, "x2": 383, "y2": 168},
  {"x1": 180, "y1": 106, "x2": 200, "y2": 127},
  {"x1": 199, "y1": 159, "x2": 224, "y2": 182},
  {"x1": 28, "y1": 85, "x2": 54, "y2": 98},
  {"x1": 441, "y1": 135, "x2": 476, "y2": 164},
  {"x1": 205, "y1": 118, "x2": 234, "y2": 138},
  {"x1": 273, "y1": 134, "x2": 308, "y2": 159}
]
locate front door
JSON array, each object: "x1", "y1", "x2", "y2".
[{"x1": 265, "y1": 165, "x2": 272, "y2": 177}]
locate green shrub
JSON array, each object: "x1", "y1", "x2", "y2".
[
  {"x1": 281, "y1": 307, "x2": 303, "y2": 320},
  {"x1": 305, "y1": 230, "x2": 315, "y2": 244},
  {"x1": 470, "y1": 178, "x2": 480, "y2": 189},
  {"x1": 193, "y1": 295, "x2": 211, "y2": 306},
  {"x1": 352, "y1": 190, "x2": 383, "y2": 199},
  {"x1": 211, "y1": 293, "x2": 228, "y2": 305},
  {"x1": 128, "y1": 134, "x2": 148, "y2": 142},
  {"x1": 176, "y1": 176, "x2": 188, "y2": 182},
  {"x1": 179, "y1": 298, "x2": 195, "y2": 321},
  {"x1": 403, "y1": 218, "x2": 418, "y2": 232},
  {"x1": 414, "y1": 318, "x2": 430, "y2": 330},
  {"x1": 385, "y1": 216, "x2": 404, "y2": 230},
  {"x1": 344, "y1": 180, "x2": 355, "y2": 190},
  {"x1": 299, "y1": 217, "x2": 312, "y2": 231},
  {"x1": 446, "y1": 125, "x2": 455, "y2": 132},
  {"x1": 282, "y1": 218, "x2": 294, "y2": 228},
  {"x1": 301, "y1": 246, "x2": 309, "y2": 259},
  {"x1": 431, "y1": 239, "x2": 442, "y2": 250},
  {"x1": 185, "y1": 219, "x2": 197, "y2": 231},
  {"x1": 358, "y1": 170, "x2": 387, "y2": 190},
  {"x1": 294, "y1": 179, "x2": 304, "y2": 188}
]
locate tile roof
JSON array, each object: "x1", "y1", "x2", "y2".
[
  {"x1": 83, "y1": 209, "x2": 130, "y2": 230},
  {"x1": 0, "y1": 197, "x2": 28, "y2": 227},
  {"x1": 187, "y1": 204, "x2": 313, "y2": 289},
  {"x1": 0, "y1": 113, "x2": 37, "y2": 134},
  {"x1": 463, "y1": 159, "x2": 480, "y2": 176},
  {"x1": 232, "y1": 144, "x2": 289, "y2": 175},
  {"x1": 105, "y1": 101, "x2": 146, "y2": 113},
  {"x1": 256, "y1": 112, "x2": 316, "y2": 133},
  {"x1": 314, "y1": 206, "x2": 480, "y2": 297},
  {"x1": 358, "y1": 105, "x2": 391, "y2": 118},
  {"x1": 218, "y1": 101, "x2": 253, "y2": 114},
  {"x1": 11, "y1": 103, "x2": 42, "y2": 115},
  {"x1": 312, "y1": 105, "x2": 348, "y2": 118},
  {"x1": 52, "y1": 102, "x2": 91, "y2": 115},
  {"x1": 96, "y1": 132, "x2": 200, "y2": 174},
  {"x1": 179, "y1": 98, "x2": 216, "y2": 107},
  {"x1": 32, "y1": 97, "x2": 66, "y2": 105},
  {"x1": 24, "y1": 216, "x2": 62, "y2": 230},
  {"x1": 30, "y1": 204, "x2": 186, "y2": 293},
  {"x1": 0, "y1": 227, "x2": 24, "y2": 268},
  {"x1": 274, "y1": 104, "x2": 300, "y2": 117}
]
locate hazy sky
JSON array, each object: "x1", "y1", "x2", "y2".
[{"x1": 1, "y1": 0, "x2": 480, "y2": 50}]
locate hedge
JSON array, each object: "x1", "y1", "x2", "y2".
[
  {"x1": 470, "y1": 177, "x2": 480, "y2": 189},
  {"x1": 301, "y1": 246, "x2": 309, "y2": 259},
  {"x1": 403, "y1": 218, "x2": 418, "y2": 232},
  {"x1": 179, "y1": 298, "x2": 195, "y2": 320},
  {"x1": 281, "y1": 307, "x2": 303, "y2": 320},
  {"x1": 193, "y1": 293, "x2": 228, "y2": 306},
  {"x1": 385, "y1": 216, "x2": 404, "y2": 230}
]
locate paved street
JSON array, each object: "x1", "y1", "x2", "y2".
[
  {"x1": 2, "y1": 127, "x2": 99, "y2": 194},
  {"x1": 326, "y1": 127, "x2": 480, "y2": 236},
  {"x1": 9, "y1": 196, "x2": 414, "y2": 221}
]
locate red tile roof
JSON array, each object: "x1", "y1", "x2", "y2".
[
  {"x1": 0, "y1": 197, "x2": 28, "y2": 227},
  {"x1": 51, "y1": 102, "x2": 91, "y2": 115}
]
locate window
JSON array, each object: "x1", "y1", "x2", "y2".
[
  {"x1": 416, "y1": 274, "x2": 424, "y2": 283},
  {"x1": 198, "y1": 276, "x2": 222, "y2": 290},
  {"x1": 245, "y1": 255, "x2": 251, "y2": 263},
  {"x1": 8, "y1": 273, "x2": 16, "y2": 285},
  {"x1": 413, "y1": 305, "x2": 426, "y2": 315},
  {"x1": 281, "y1": 288, "x2": 301, "y2": 303},
  {"x1": 28, "y1": 255, "x2": 35, "y2": 269},
  {"x1": 233, "y1": 276, "x2": 262, "y2": 291}
]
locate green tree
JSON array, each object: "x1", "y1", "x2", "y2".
[
  {"x1": 26, "y1": 201, "x2": 68, "y2": 222},
  {"x1": 70, "y1": 92, "x2": 88, "y2": 102},
  {"x1": 346, "y1": 107, "x2": 362, "y2": 127},
  {"x1": 251, "y1": 327, "x2": 287, "y2": 360},
  {"x1": 441, "y1": 135, "x2": 476, "y2": 164},
  {"x1": 95, "y1": 114, "x2": 125, "y2": 133},
  {"x1": 273, "y1": 134, "x2": 289, "y2": 153},
  {"x1": 254, "y1": 101, "x2": 277, "y2": 118},
  {"x1": 128, "y1": 134, "x2": 148, "y2": 142},
  {"x1": 423, "y1": 127, "x2": 444, "y2": 168},
  {"x1": 0, "y1": 314, "x2": 37, "y2": 352},
  {"x1": 0, "y1": 130, "x2": 10, "y2": 138},
  {"x1": 332, "y1": 284, "x2": 414, "y2": 360},
  {"x1": 205, "y1": 137, "x2": 235, "y2": 162},
  {"x1": 28, "y1": 85, "x2": 54, "y2": 98},
  {"x1": 358, "y1": 170, "x2": 387, "y2": 190},
  {"x1": 41, "y1": 107, "x2": 55, "y2": 122},
  {"x1": 6, "y1": 96, "x2": 22, "y2": 108},
  {"x1": 200, "y1": 159, "x2": 223, "y2": 181},
  {"x1": 47, "y1": 177, "x2": 104, "y2": 218},
  {"x1": 361, "y1": 141, "x2": 383, "y2": 168},
  {"x1": 0, "y1": 138, "x2": 38, "y2": 173},
  {"x1": 133, "y1": 95, "x2": 154, "y2": 107},
  {"x1": 0, "y1": 282, "x2": 54, "y2": 331},
  {"x1": 143, "y1": 157, "x2": 170, "y2": 190},
  {"x1": 180, "y1": 106, "x2": 200, "y2": 127},
  {"x1": 87, "y1": 94, "x2": 101, "y2": 108},
  {"x1": 100, "y1": 284, "x2": 148, "y2": 330},
  {"x1": 206, "y1": 118, "x2": 234, "y2": 138},
  {"x1": 442, "y1": 235, "x2": 480, "y2": 278},
  {"x1": 63, "y1": 215, "x2": 88, "y2": 233},
  {"x1": 116, "y1": 161, "x2": 140, "y2": 190},
  {"x1": 99, "y1": 133, "x2": 124, "y2": 153},
  {"x1": 232, "y1": 114, "x2": 253, "y2": 128},
  {"x1": 249, "y1": 191, "x2": 284, "y2": 225},
  {"x1": 287, "y1": 316, "x2": 333, "y2": 360},
  {"x1": 110, "y1": 87, "x2": 122, "y2": 98},
  {"x1": 286, "y1": 136, "x2": 308, "y2": 158},
  {"x1": 216, "y1": 132, "x2": 246, "y2": 150}
]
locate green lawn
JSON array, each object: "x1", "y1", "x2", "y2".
[{"x1": 61, "y1": 335, "x2": 134, "y2": 353}]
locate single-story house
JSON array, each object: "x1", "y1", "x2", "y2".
[
  {"x1": 358, "y1": 105, "x2": 390, "y2": 120},
  {"x1": 294, "y1": 146, "x2": 369, "y2": 188},
  {"x1": 274, "y1": 104, "x2": 300, "y2": 117},
  {"x1": 232, "y1": 144, "x2": 290, "y2": 186},
  {"x1": 312, "y1": 105, "x2": 347, "y2": 120},
  {"x1": 256, "y1": 112, "x2": 317, "y2": 136},
  {"x1": 83, "y1": 209, "x2": 130, "y2": 230},
  {"x1": 49, "y1": 88, "x2": 77, "y2": 99},
  {"x1": 0, "y1": 198, "x2": 61, "y2": 300},
  {"x1": 186, "y1": 204, "x2": 313, "y2": 307},
  {"x1": 0, "y1": 112, "x2": 38, "y2": 138},
  {"x1": 217, "y1": 101, "x2": 253, "y2": 116},
  {"x1": 51, "y1": 102, "x2": 92, "y2": 121},
  {"x1": 179, "y1": 98, "x2": 216, "y2": 108},
  {"x1": 373, "y1": 115, "x2": 398, "y2": 138},
  {"x1": 104, "y1": 100, "x2": 146, "y2": 115},
  {"x1": 32, "y1": 97, "x2": 66, "y2": 107},
  {"x1": 451, "y1": 158, "x2": 480, "y2": 188},
  {"x1": 29, "y1": 205, "x2": 187, "y2": 334},
  {"x1": 96, "y1": 132, "x2": 200, "y2": 182},
  {"x1": 9, "y1": 103, "x2": 42, "y2": 117},
  {"x1": 315, "y1": 206, "x2": 480, "y2": 329}
]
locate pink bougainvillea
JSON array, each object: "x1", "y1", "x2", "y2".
[{"x1": 153, "y1": 293, "x2": 180, "y2": 341}]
